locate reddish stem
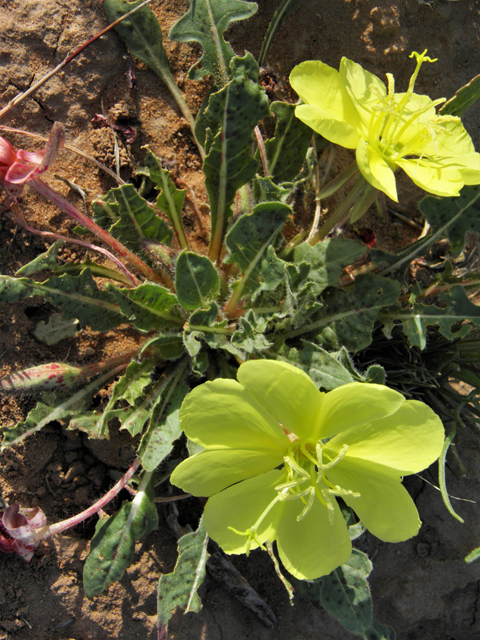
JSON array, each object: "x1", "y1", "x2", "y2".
[
  {"x1": 30, "y1": 177, "x2": 173, "y2": 288},
  {"x1": 7, "y1": 197, "x2": 138, "y2": 285},
  {"x1": 45, "y1": 457, "x2": 141, "y2": 537}
]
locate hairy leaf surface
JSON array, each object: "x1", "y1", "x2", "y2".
[
  {"x1": 169, "y1": 0, "x2": 258, "y2": 85},
  {"x1": 84, "y1": 472, "x2": 158, "y2": 598}
]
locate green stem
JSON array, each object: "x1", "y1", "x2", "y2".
[
  {"x1": 438, "y1": 424, "x2": 464, "y2": 523},
  {"x1": 310, "y1": 175, "x2": 372, "y2": 244}
]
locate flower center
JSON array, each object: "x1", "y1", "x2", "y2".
[
  {"x1": 227, "y1": 439, "x2": 360, "y2": 554},
  {"x1": 366, "y1": 50, "x2": 448, "y2": 165}
]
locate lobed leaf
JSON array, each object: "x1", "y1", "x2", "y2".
[
  {"x1": 320, "y1": 550, "x2": 373, "y2": 635},
  {"x1": 225, "y1": 202, "x2": 290, "y2": 295},
  {"x1": 144, "y1": 151, "x2": 187, "y2": 247},
  {"x1": 169, "y1": 0, "x2": 258, "y2": 85},
  {"x1": 292, "y1": 238, "x2": 367, "y2": 296},
  {"x1": 0, "y1": 270, "x2": 126, "y2": 332},
  {"x1": 287, "y1": 274, "x2": 401, "y2": 352},
  {"x1": 92, "y1": 184, "x2": 172, "y2": 261},
  {"x1": 98, "y1": 359, "x2": 157, "y2": 437},
  {"x1": 204, "y1": 54, "x2": 270, "y2": 257},
  {"x1": 103, "y1": 0, "x2": 175, "y2": 95},
  {"x1": 388, "y1": 285, "x2": 480, "y2": 350},
  {"x1": 108, "y1": 282, "x2": 183, "y2": 332},
  {"x1": 138, "y1": 379, "x2": 189, "y2": 472},
  {"x1": 157, "y1": 519, "x2": 209, "y2": 639},
  {"x1": 83, "y1": 472, "x2": 158, "y2": 598}
]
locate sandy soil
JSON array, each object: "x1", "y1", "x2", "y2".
[{"x1": 1, "y1": 1, "x2": 480, "y2": 639}]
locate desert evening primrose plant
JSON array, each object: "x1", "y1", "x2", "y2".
[
  {"x1": 171, "y1": 360, "x2": 445, "y2": 580},
  {"x1": 1, "y1": 0, "x2": 480, "y2": 637},
  {"x1": 289, "y1": 50, "x2": 480, "y2": 209}
]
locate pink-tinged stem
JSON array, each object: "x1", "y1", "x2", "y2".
[
  {"x1": 0, "y1": 0, "x2": 154, "y2": 121},
  {"x1": 0, "y1": 125, "x2": 124, "y2": 185},
  {"x1": 7, "y1": 197, "x2": 138, "y2": 285},
  {"x1": 45, "y1": 457, "x2": 141, "y2": 537},
  {"x1": 30, "y1": 178, "x2": 172, "y2": 287}
]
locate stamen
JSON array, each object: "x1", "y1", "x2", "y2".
[{"x1": 386, "y1": 72, "x2": 395, "y2": 96}]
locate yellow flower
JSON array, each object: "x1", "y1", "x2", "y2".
[
  {"x1": 289, "y1": 51, "x2": 480, "y2": 201},
  {"x1": 171, "y1": 360, "x2": 444, "y2": 580}
]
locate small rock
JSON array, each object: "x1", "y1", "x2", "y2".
[{"x1": 64, "y1": 461, "x2": 87, "y2": 483}]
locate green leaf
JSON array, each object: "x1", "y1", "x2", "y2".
[
  {"x1": 1, "y1": 369, "x2": 116, "y2": 449},
  {"x1": 141, "y1": 334, "x2": 186, "y2": 360},
  {"x1": 204, "y1": 54, "x2": 270, "y2": 258},
  {"x1": 157, "y1": 518, "x2": 209, "y2": 638},
  {"x1": 144, "y1": 151, "x2": 187, "y2": 249},
  {"x1": 258, "y1": 0, "x2": 307, "y2": 66},
  {"x1": 15, "y1": 241, "x2": 62, "y2": 276},
  {"x1": 252, "y1": 176, "x2": 291, "y2": 204},
  {"x1": 108, "y1": 282, "x2": 183, "y2": 332},
  {"x1": 320, "y1": 550, "x2": 373, "y2": 634},
  {"x1": 83, "y1": 471, "x2": 159, "y2": 598},
  {"x1": 419, "y1": 185, "x2": 480, "y2": 258},
  {"x1": 278, "y1": 342, "x2": 356, "y2": 390},
  {"x1": 225, "y1": 202, "x2": 290, "y2": 294},
  {"x1": 92, "y1": 184, "x2": 172, "y2": 260},
  {"x1": 98, "y1": 359, "x2": 157, "y2": 437},
  {"x1": 389, "y1": 285, "x2": 480, "y2": 350},
  {"x1": 293, "y1": 238, "x2": 367, "y2": 295},
  {"x1": 138, "y1": 379, "x2": 189, "y2": 472},
  {"x1": 264, "y1": 102, "x2": 313, "y2": 183},
  {"x1": 103, "y1": 0, "x2": 196, "y2": 136},
  {"x1": 0, "y1": 270, "x2": 125, "y2": 332},
  {"x1": 169, "y1": 0, "x2": 258, "y2": 85},
  {"x1": 440, "y1": 74, "x2": 480, "y2": 116},
  {"x1": 230, "y1": 310, "x2": 271, "y2": 354},
  {"x1": 287, "y1": 274, "x2": 401, "y2": 352},
  {"x1": 175, "y1": 251, "x2": 220, "y2": 311}
]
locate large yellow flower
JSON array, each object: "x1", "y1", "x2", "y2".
[
  {"x1": 289, "y1": 51, "x2": 480, "y2": 201},
  {"x1": 171, "y1": 360, "x2": 444, "y2": 580}
]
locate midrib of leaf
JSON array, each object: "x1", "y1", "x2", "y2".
[
  {"x1": 24, "y1": 281, "x2": 121, "y2": 315},
  {"x1": 157, "y1": 169, "x2": 188, "y2": 249},
  {"x1": 209, "y1": 84, "x2": 230, "y2": 261},
  {"x1": 380, "y1": 188, "x2": 480, "y2": 277},
  {"x1": 118, "y1": 188, "x2": 149, "y2": 240},
  {"x1": 285, "y1": 302, "x2": 388, "y2": 339},
  {"x1": 125, "y1": 295, "x2": 184, "y2": 325},
  {"x1": 186, "y1": 529, "x2": 209, "y2": 612},
  {"x1": 205, "y1": 0, "x2": 228, "y2": 85}
]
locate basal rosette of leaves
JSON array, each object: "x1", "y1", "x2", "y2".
[
  {"x1": 1, "y1": 0, "x2": 480, "y2": 637},
  {"x1": 171, "y1": 360, "x2": 444, "y2": 580},
  {"x1": 290, "y1": 50, "x2": 480, "y2": 202}
]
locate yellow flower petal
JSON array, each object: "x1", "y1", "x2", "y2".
[
  {"x1": 179, "y1": 378, "x2": 289, "y2": 452},
  {"x1": 203, "y1": 469, "x2": 286, "y2": 553},
  {"x1": 237, "y1": 360, "x2": 324, "y2": 441},
  {"x1": 325, "y1": 399, "x2": 445, "y2": 474},
  {"x1": 171, "y1": 448, "x2": 286, "y2": 496},
  {"x1": 340, "y1": 57, "x2": 387, "y2": 132},
  {"x1": 356, "y1": 138, "x2": 398, "y2": 201},
  {"x1": 314, "y1": 382, "x2": 405, "y2": 440},
  {"x1": 276, "y1": 489, "x2": 352, "y2": 580},
  {"x1": 326, "y1": 458, "x2": 421, "y2": 542}
]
